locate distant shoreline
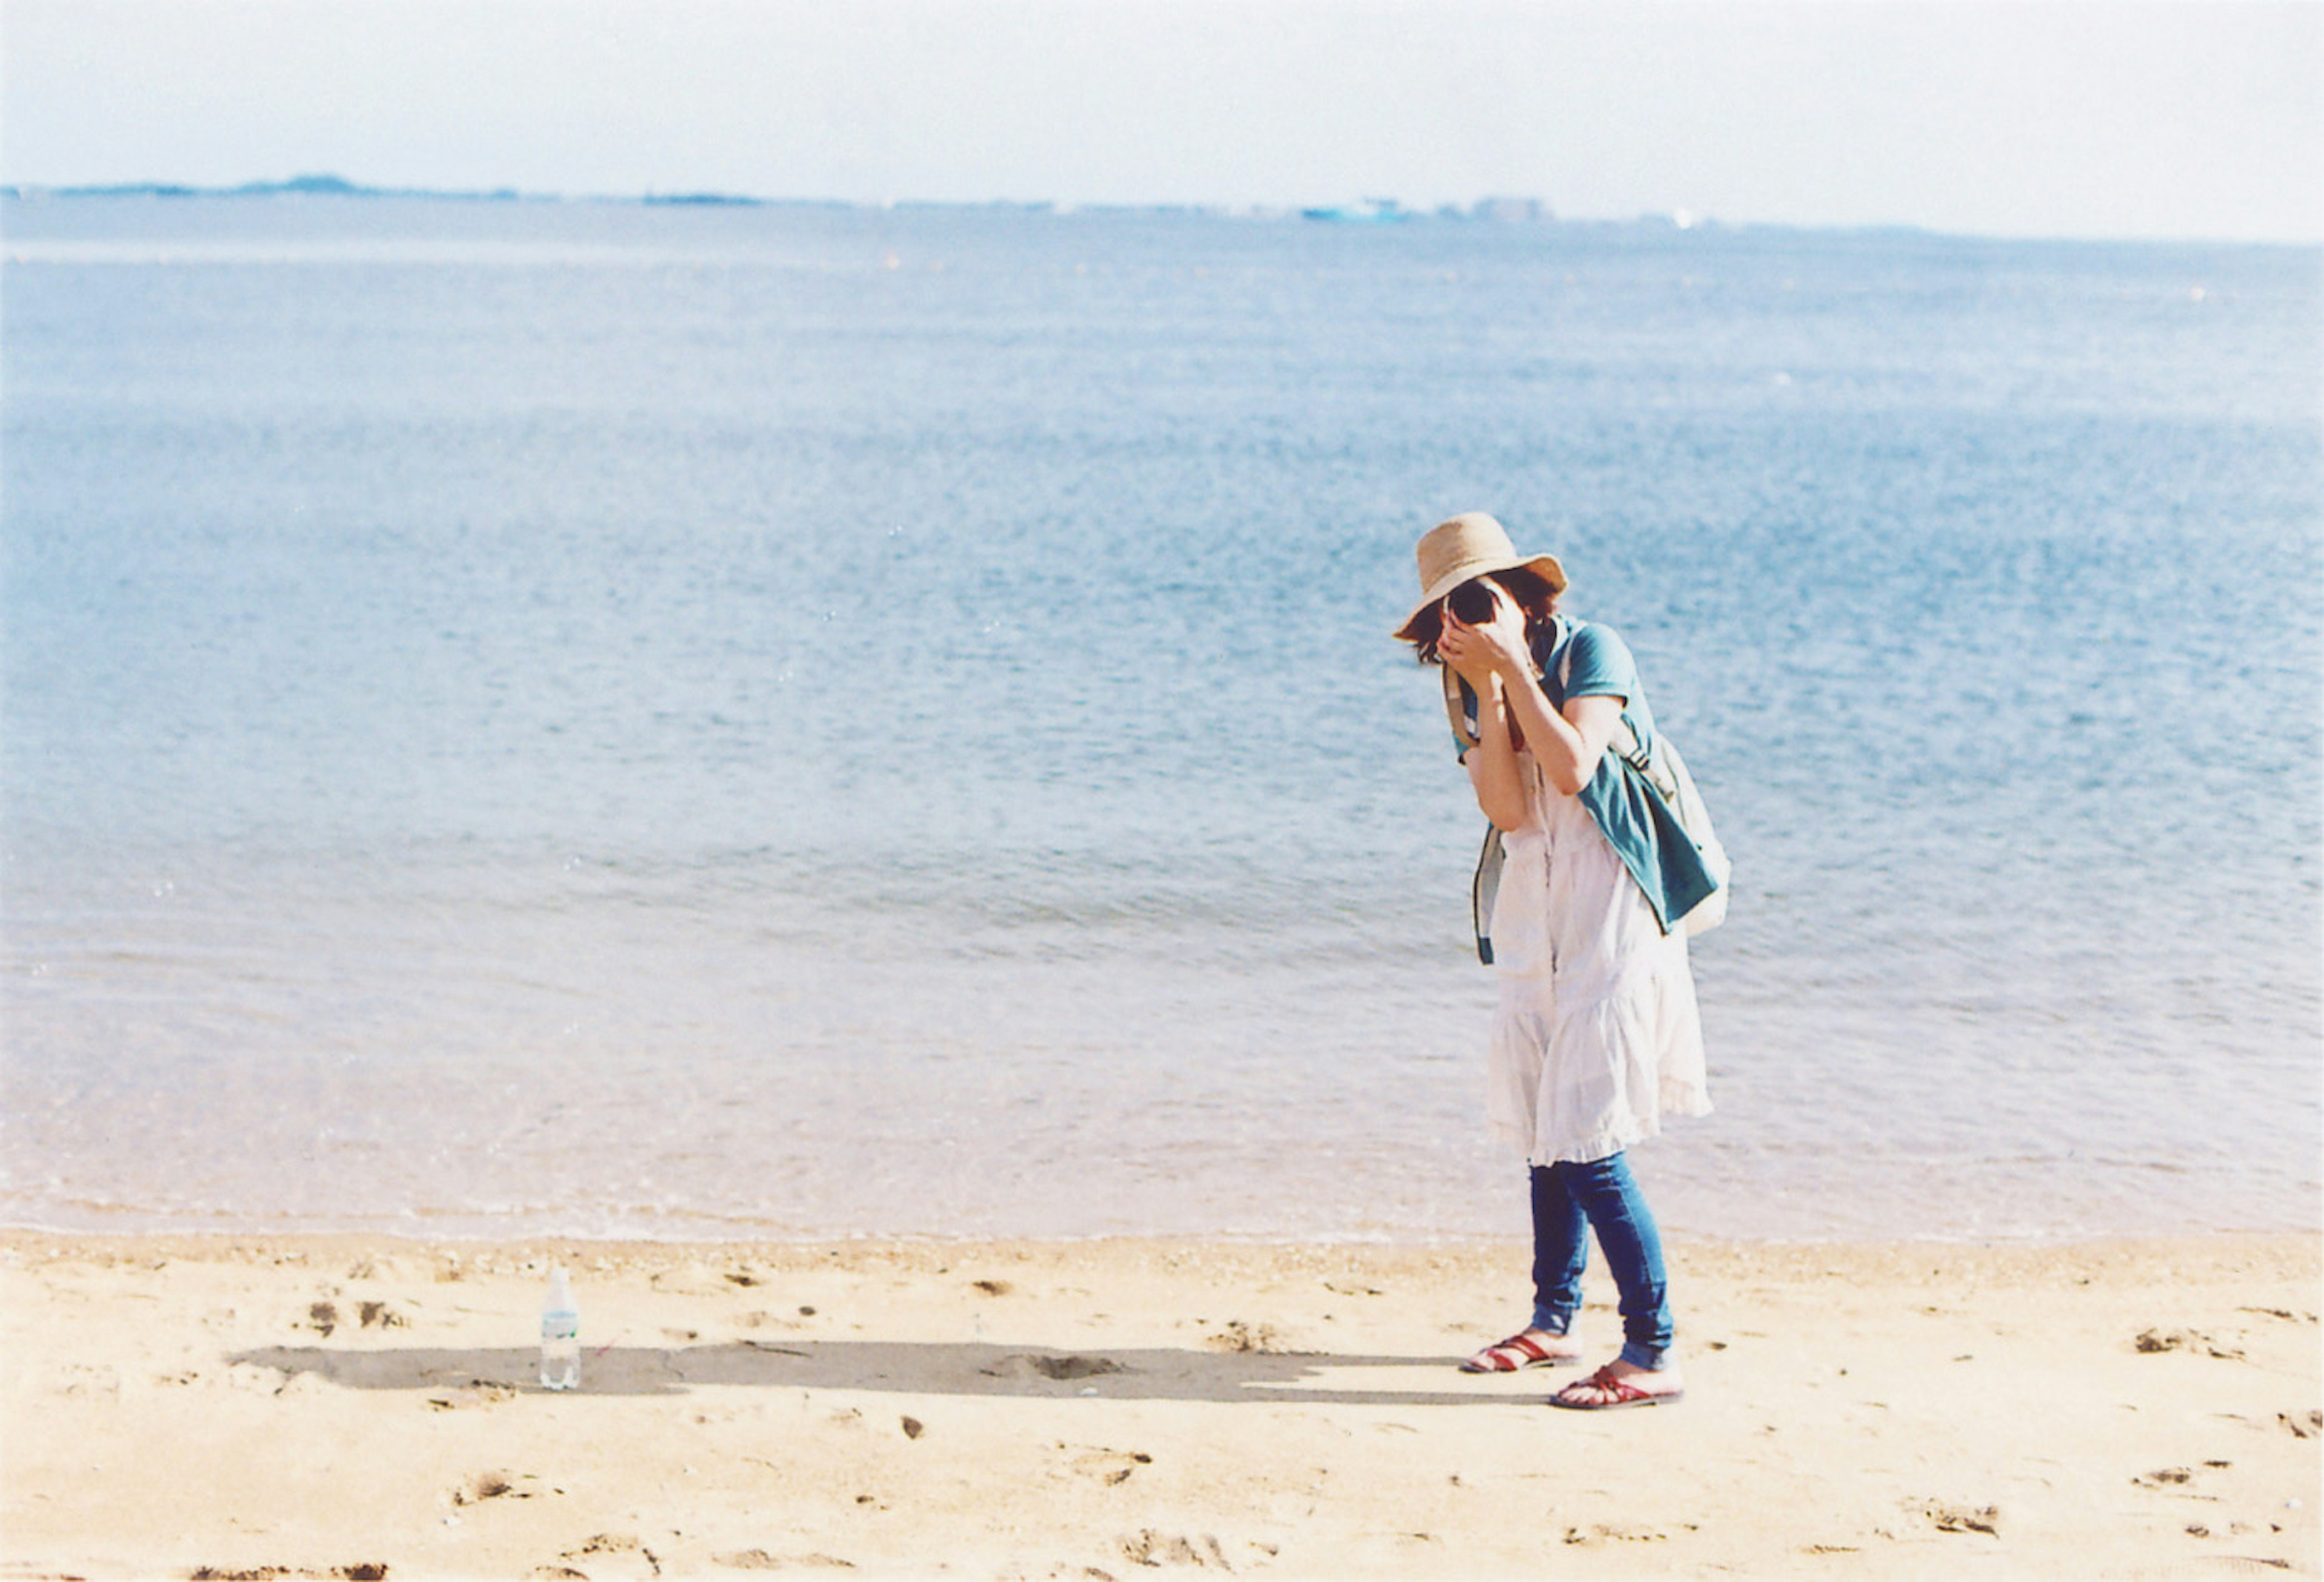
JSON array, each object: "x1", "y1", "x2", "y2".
[
  {"x1": 0, "y1": 172, "x2": 1817, "y2": 232},
  {"x1": 11, "y1": 178, "x2": 2316, "y2": 252},
  {"x1": 8, "y1": 172, "x2": 772, "y2": 207}
]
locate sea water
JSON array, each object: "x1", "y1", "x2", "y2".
[{"x1": 2, "y1": 195, "x2": 2317, "y2": 1242}]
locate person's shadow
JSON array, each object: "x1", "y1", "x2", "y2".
[{"x1": 228, "y1": 1337, "x2": 1538, "y2": 1405}]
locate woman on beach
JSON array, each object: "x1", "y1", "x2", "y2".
[{"x1": 1395, "y1": 512, "x2": 1712, "y2": 1411}]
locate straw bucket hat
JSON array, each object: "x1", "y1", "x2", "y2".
[{"x1": 1393, "y1": 512, "x2": 1568, "y2": 640}]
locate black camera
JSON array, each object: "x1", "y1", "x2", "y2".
[{"x1": 1444, "y1": 579, "x2": 1499, "y2": 626}]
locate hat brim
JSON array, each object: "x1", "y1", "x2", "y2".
[{"x1": 1393, "y1": 551, "x2": 1569, "y2": 640}]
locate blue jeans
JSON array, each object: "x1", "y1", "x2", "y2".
[{"x1": 1527, "y1": 1153, "x2": 1673, "y2": 1371}]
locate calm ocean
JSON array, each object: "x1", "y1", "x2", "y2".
[{"x1": 3, "y1": 195, "x2": 2317, "y2": 1243}]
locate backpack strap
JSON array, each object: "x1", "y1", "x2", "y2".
[
  {"x1": 1443, "y1": 666, "x2": 1480, "y2": 753},
  {"x1": 1471, "y1": 825, "x2": 1503, "y2": 965}
]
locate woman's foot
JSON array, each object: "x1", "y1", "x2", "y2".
[
  {"x1": 1548, "y1": 1358, "x2": 1685, "y2": 1409},
  {"x1": 1459, "y1": 1327, "x2": 1583, "y2": 1373}
]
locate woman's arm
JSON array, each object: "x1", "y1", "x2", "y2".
[
  {"x1": 1437, "y1": 585, "x2": 1626, "y2": 798},
  {"x1": 1459, "y1": 675, "x2": 1532, "y2": 832}
]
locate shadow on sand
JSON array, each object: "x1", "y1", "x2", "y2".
[{"x1": 228, "y1": 1337, "x2": 1541, "y2": 1406}]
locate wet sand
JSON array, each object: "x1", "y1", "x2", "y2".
[{"x1": 2, "y1": 1231, "x2": 2317, "y2": 1579}]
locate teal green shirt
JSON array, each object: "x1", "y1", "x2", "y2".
[{"x1": 1456, "y1": 616, "x2": 1718, "y2": 935}]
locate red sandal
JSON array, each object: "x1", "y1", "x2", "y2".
[
  {"x1": 1459, "y1": 1328, "x2": 1581, "y2": 1373},
  {"x1": 1549, "y1": 1362, "x2": 1685, "y2": 1410}
]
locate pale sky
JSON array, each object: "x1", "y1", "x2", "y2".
[{"x1": 4, "y1": 0, "x2": 2318, "y2": 242}]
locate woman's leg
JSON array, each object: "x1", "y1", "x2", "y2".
[
  {"x1": 1554, "y1": 1152, "x2": 1673, "y2": 1370},
  {"x1": 1529, "y1": 1163, "x2": 1588, "y2": 1336},
  {"x1": 1460, "y1": 1166, "x2": 1590, "y2": 1370}
]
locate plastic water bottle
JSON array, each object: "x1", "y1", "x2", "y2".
[{"x1": 539, "y1": 1266, "x2": 580, "y2": 1391}]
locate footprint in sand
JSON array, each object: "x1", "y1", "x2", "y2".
[
  {"x1": 1917, "y1": 1500, "x2": 2001, "y2": 1537},
  {"x1": 1203, "y1": 1321, "x2": 1288, "y2": 1354},
  {"x1": 1118, "y1": 1531, "x2": 1232, "y2": 1569},
  {"x1": 425, "y1": 1379, "x2": 517, "y2": 1411},
  {"x1": 453, "y1": 1469, "x2": 542, "y2": 1505},
  {"x1": 2134, "y1": 1327, "x2": 2247, "y2": 1360},
  {"x1": 550, "y1": 1533, "x2": 661, "y2": 1580},
  {"x1": 981, "y1": 1353, "x2": 1126, "y2": 1382},
  {"x1": 712, "y1": 1551, "x2": 857, "y2": 1571},
  {"x1": 2240, "y1": 1305, "x2": 2304, "y2": 1319},
  {"x1": 225, "y1": 1362, "x2": 287, "y2": 1395},
  {"x1": 1564, "y1": 1523, "x2": 1668, "y2": 1546},
  {"x1": 1062, "y1": 1445, "x2": 1153, "y2": 1486}
]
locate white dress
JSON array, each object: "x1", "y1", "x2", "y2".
[{"x1": 1485, "y1": 752, "x2": 1711, "y2": 1166}]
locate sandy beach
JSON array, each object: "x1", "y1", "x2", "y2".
[{"x1": 2, "y1": 1230, "x2": 2316, "y2": 1580}]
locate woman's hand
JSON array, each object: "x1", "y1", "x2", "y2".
[
  {"x1": 1436, "y1": 581, "x2": 1532, "y2": 687},
  {"x1": 1441, "y1": 581, "x2": 1620, "y2": 799}
]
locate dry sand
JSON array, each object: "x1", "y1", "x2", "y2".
[{"x1": 2, "y1": 1230, "x2": 2317, "y2": 1580}]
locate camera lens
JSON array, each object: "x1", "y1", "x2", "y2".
[{"x1": 1446, "y1": 579, "x2": 1497, "y2": 625}]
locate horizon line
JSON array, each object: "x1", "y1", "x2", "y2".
[{"x1": 5, "y1": 173, "x2": 2317, "y2": 251}]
